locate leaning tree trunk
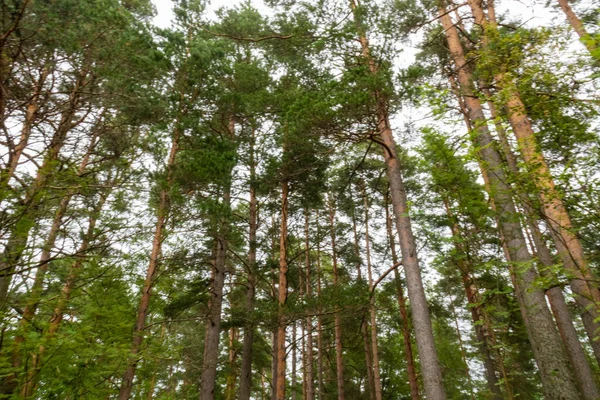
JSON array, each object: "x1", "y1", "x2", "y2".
[
  {"x1": 440, "y1": 7, "x2": 579, "y2": 398},
  {"x1": 349, "y1": 1, "x2": 447, "y2": 397},
  {"x1": 556, "y1": 0, "x2": 599, "y2": 58},
  {"x1": 441, "y1": 199, "x2": 502, "y2": 399},
  {"x1": 489, "y1": 99, "x2": 600, "y2": 399},
  {"x1": 119, "y1": 125, "x2": 181, "y2": 400},
  {"x1": 23, "y1": 184, "x2": 111, "y2": 398},
  {"x1": 0, "y1": 67, "x2": 90, "y2": 308}
]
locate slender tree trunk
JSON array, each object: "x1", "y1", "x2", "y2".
[
  {"x1": 351, "y1": 203, "x2": 374, "y2": 399},
  {"x1": 441, "y1": 199, "x2": 502, "y2": 399},
  {"x1": 349, "y1": 1, "x2": 447, "y2": 397},
  {"x1": 8, "y1": 133, "x2": 100, "y2": 394},
  {"x1": 556, "y1": 0, "x2": 599, "y2": 58},
  {"x1": 275, "y1": 179, "x2": 290, "y2": 400},
  {"x1": 362, "y1": 187, "x2": 382, "y2": 400},
  {"x1": 239, "y1": 129, "x2": 258, "y2": 400},
  {"x1": 304, "y1": 211, "x2": 315, "y2": 400},
  {"x1": 0, "y1": 64, "x2": 49, "y2": 193},
  {"x1": 490, "y1": 100, "x2": 600, "y2": 399},
  {"x1": 225, "y1": 327, "x2": 238, "y2": 400},
  {"x1": 22, "y1": 186, "x2": 111, "y2": 397},
  {"x1": 0, "y1": 68, "x2": 90, "y2": 307},
  {"x1": 119, "y1": 125, "x2": 181, "y2": 400},
  {"x1": 315, "y1": 213, "x2": 324, "y2": 400},
  {"x1": 440, "y1": 7, "x2": 580, "y2": 398},
  {"x1": 327, "y1": 198, "x2": 346, "y2": 400},
  {"x1": 292, "y1": 323, "x2": 298, "y2": 400},
  {"x1": 385, "y1": 199, "x2": 420, "y2": 400},
  {"x1": 272, "y1": 330, "x2": 279, "y2": 400},
  {"x1": 449, "y1": 297, "x2": 476, "y2": 399}
]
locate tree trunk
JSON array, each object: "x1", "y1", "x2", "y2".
[
  {"x1": 8, "y1": 132, "x2": 100, "y2": 394},
  {"x1": 556, "y1": 0, "x2": 599, "y2": 58},
  {"x1": 353, "y1": 199, "x2": 375, "y2": 400},
  {"x1": 275, "y1": 179, "x2": 289, "y2": 400},
  {"x1": 362, "y1": 187, "x2": 382, "y2": 400},
  {"x1": 199, "y1": 116, "x2": 236, "y2": 400},
  {"x1": 239, "y1": 127, "x2": 258, "y2": 400},
  {"x1": 385, "y1": 199, "x2": 420, "y2": 400},
  {"x1": 315, "y1": 213, "x2": 324, "y2": 400},
  {"x1": 349, "y1": 1, "x2": 447, "y2": 397},
  {"x1": 327, "y1": 198, "x2": 346, "y2": 400},
  {"x1": 304, "y1": 210, "x2": 315, "y2": 400},
  {"x1": 440, "y1": 7, "x2": 580, "y2": 398},
  {"x1": 119, "y1": 125, "x2": 181, "y2": 400},
  {"x1": 441, "y1": 199, "x2": 502, "y2": 399},
  {"x1": 225, "y1": 327, "x2": 238, "y2": 400},
  {"x1": 0, "y1": 64, "x2": 49, "y2": 194},
  {"x1": 0, "y1": 68, "x2": 90, "y2": 308},
  {"x1": 22, "y1": 186, "x2": 110, "y2": 397},
  {"x1": 490, "y1": 100, "x2": 600, "y2": 399}
]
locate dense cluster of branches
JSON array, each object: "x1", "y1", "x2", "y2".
[{"x1": 0, "y1": 0, "x2": 599, "y2": 399}]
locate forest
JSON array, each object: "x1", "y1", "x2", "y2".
[{"x1": 0, "y1": 0, "x2": 599, "y2": 398}]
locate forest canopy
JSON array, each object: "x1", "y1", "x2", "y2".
[{"x1": 0, "y1": 0, "x2": 599, "y2": 399}]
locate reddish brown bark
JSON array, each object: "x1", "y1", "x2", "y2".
[
  {"x1": 118, "y1": 125, "x2": 180, "y2": 400},
  {"x1": 440, "y1": 7, "x2": 579, "y2": 398},
  {"x1": 275, "y1": 179, "x2": 290, "y2": 400}
]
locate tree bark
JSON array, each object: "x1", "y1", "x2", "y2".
[
  {"x1": 362, "y1": 187, "x2": 382, "y2": 400},
  {"x1": 304, "y1": 210, "x2": 315, "y2": 400},
  {"x1": 239, "y1": 129, "x2": 258, "y2": 400},
  {"x1": 22, "y1": 185, "x2": 110, "y2": 397},
  {"x1": 349, "y1": 1, "x2": 447, "y2": 396},
  {"x1": 440, "y1": 7, "x2": 580, "y2": 398},
  {"x1": 327, "y1": 198, "x2": 346, "y2": 400},
  {"x1": 199, "y1": 116, "x2": 236, "y2": 399},
  {"x1": 490, "y1": 100, "x2": 600, "y2": 399},
  {"x1": 441, "y1": 199, "x2": 502, "y2": 399},
  {"x1": 556, "y1": 0, "x2": 599, "y2": 58},
  {"x1": 119, "y1": 124, "x2": 181, "y2": 400},
  {"x1": 275, "y1": 179, "x2": 289, "y2": 400},
  {"x1": 0, "y1": 67, "x2": 90, "y2": 308},
  {"x1": 315, "y1": 213, "x2": 324, "y2": 400},
  {"x1": 385, "y1": 200, "x2": 419, "y2": 400}
]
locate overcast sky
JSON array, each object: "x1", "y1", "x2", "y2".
[{"x1": 151, "y1": 0, "x2": 562, "y2": 29}]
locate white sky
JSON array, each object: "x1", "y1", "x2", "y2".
[{"x1": 151, "y1": 0, "x2": 562, "y2": 29}]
